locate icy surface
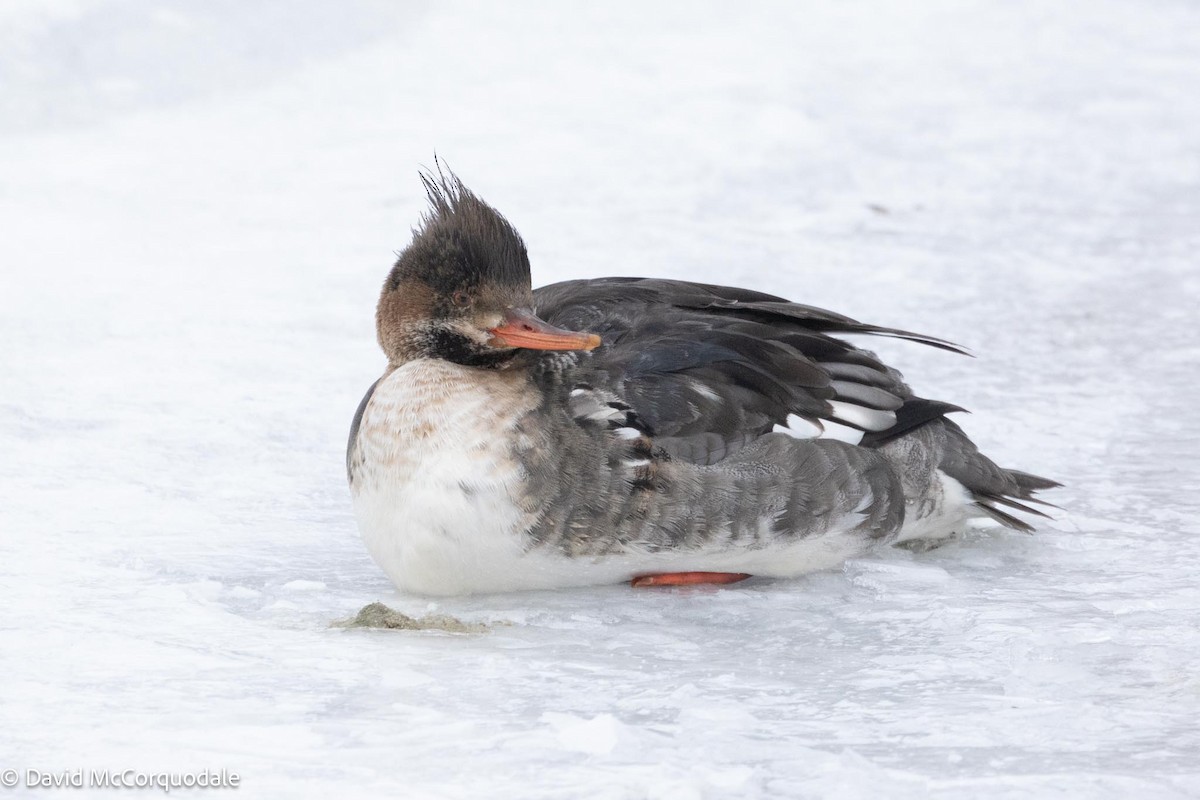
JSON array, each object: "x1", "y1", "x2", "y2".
[{"x1": 2, "y1": 2, "x2": 1199, "y2": 798}]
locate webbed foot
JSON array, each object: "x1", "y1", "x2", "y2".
[{"x1": 630, "y1": 572, "x2": 752, "y2": 588}]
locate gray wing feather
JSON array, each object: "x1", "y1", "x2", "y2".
[{"x1": 346, "y1": 379, "x2": 380, "y2": 481}]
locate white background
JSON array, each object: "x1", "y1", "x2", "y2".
[{"x1": 2, "y1": 2, "x2": 1198, "y2": 797}]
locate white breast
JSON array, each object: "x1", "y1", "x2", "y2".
[{"x1": 349, "y1": 360, "x2": 541, "y2": 596}]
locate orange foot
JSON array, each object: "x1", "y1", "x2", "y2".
[{"x1": 630, "y1": 572, "x2": 752, "y2": 588}]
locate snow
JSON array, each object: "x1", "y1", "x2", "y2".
[{"x1": 2, "y1": 1, "x2": 1198, "y2": 797}]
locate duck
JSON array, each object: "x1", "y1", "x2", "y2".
[{"x1": 346, "y1": 169, "x2": 1059, "y2": 596}]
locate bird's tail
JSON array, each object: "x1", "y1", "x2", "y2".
[{"x1": 875, "y1": 414, "x2": 1061, "y2": 544}]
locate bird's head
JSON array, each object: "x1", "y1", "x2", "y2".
[{"x1": 376, "y1": 170, "x2": 600, "y2": 368}]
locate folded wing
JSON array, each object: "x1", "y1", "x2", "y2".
[{"x1": 533, "y1": 277, "x2": 965, "y2": 465}]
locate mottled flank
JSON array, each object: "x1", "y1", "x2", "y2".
[{"x1": 332, "y1": 602, "x2": 493, "y2": 634}]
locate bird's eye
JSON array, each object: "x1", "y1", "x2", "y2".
[{"x1": 451, "y1": 291, "x2": 471, "y2": 307}]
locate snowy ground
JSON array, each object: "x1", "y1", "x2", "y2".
[{"x1": 2, "y1": 2, "x2": 1199, "y2": 798}]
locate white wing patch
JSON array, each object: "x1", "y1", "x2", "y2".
[
  {"x1": 689, "y1": 379, "x2": 722, "y2": 402},
  {"x1": 771, "y1": 412, "x2": 866, "y2": 445},
  {"x1": 771, "y1": 413, "x2": 823, "y2": 440},
  {"x1": 814, "y1": 419, "x2": 866, "y2": 445},
  {"x1": 827, "y1": 400, "x2": 897, "y2": 431},
  {"x1": 568, "y1": 386, "x2": 629, "y2": 425}
]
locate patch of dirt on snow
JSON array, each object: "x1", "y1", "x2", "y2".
[{"x1": 332, "y1": 602, "x2": 496, "y2": 634}]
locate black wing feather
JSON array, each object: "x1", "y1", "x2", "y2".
[{"x1": 533, "y1": 277, "x2": 963, "y2": 462}]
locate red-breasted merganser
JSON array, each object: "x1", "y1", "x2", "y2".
[{"x1": 347, "y1": 171, "x2": 1058, "y2": 596}]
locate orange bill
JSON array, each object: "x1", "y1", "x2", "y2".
[{"x1": 489, "y1": 308, "x2": 602, "y2": 351}]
